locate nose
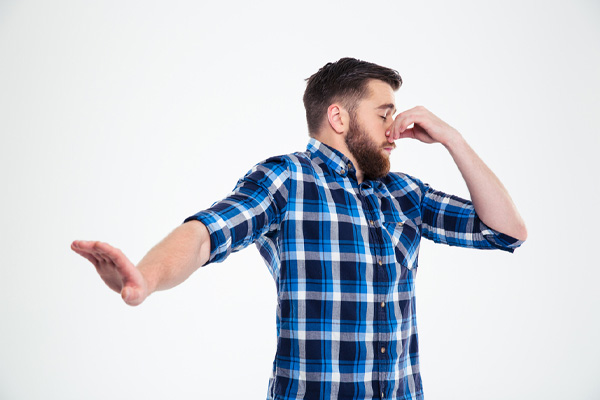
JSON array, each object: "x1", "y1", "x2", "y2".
[
  {"x1": 386, "y1": 111, "x2": 398, "y2": 129},
  {"x1": 384, "y1": 116, "x2": 396, "y2": 142},
  {"x1": 385, "y1": 117, "x2": 395, "y2": 132}
]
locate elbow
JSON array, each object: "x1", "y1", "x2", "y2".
[
  {"x1": 514, "y1": 221, "x2": 528, "y2": 242},
  {"x1": 487, "y1": 219, "x2": 528, "y2": 242}
]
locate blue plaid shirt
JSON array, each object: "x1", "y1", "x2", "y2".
[{"x1": 186, "y1": 138, "x2": 522, "y2": 400}]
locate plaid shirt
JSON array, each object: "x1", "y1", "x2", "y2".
[{"x1": 186, "y1": 138, "x2": 523, "y2": 400}]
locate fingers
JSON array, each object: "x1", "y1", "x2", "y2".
[
  {"x1": 386, "y1": 106, "x2": 425, "y2": 140},
  {"x1": 386, "y1": 106, "x2": 449, "y2": 145},
  {"x1": 72, "y1": 240, "x2": 140, "y2": 288},
  {"x1": 92, "y1": 241, "x2": 130, "y2": 269},
  {"x1": 72, "y1": 239, "x2": 147, "y2": 305},
  {"x1": 71, "y1": 240, "x2": 126, "y2": 269},
  {"x1": 72, "y1": 241, "x2": 107, "y2": 266},
  {"x1": 397, "y1": 127, "x2": 416, "y2": 140},
  {"x1": 386, "y1": 117, "x2": 414, "y2": 141},
  {"x1": 72, "y1": 247, "x2": 102, "y2": 266},
  {"x1": 71, "y1": 240, "x2": 102, "y2": 266}
]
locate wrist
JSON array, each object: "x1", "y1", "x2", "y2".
[
  {"x1": 136, "y1": 262, "x2": 158, "y2": 295},
  {"x1": 442, "y1": 130, "x2": 466, "y2": 153}
]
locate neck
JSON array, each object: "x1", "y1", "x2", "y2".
[{"x1": 313, "y1": 133, "x2": 364, "y2": 183}]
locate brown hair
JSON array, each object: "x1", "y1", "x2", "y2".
[{"x1": 303, "y1": 58, "x2": 402, "y2": 135}]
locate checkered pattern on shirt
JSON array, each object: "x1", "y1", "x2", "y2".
[{"x1": 185, "y1": 138, "x2": 523, "y2": 400}]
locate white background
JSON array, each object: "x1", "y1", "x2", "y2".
[{"x1": 1, "y1": 1, "x2": 599, "y2": 399}]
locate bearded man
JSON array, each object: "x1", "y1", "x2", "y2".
[{"x1": 72, "y1": 57, "x2": 527, "y2": 400}]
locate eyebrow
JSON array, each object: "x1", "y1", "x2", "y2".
[{"x1": 376, "y1": 103, "x2": 396, "y2": 115}]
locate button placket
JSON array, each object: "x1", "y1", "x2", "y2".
[{"x1": 362, "y1": 188, "x2": 390, "y2": 397}]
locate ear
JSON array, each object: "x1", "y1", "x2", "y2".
[{"x1": 327, "y1": 104, "x2": 350, "y2": 135}]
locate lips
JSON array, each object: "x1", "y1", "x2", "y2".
[{"x1": 382, "y1": 145, "x2": 395, "y2": 154}]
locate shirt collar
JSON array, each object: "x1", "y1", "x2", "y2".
[
  {"x1": 307, "y1": 138, "x2": 354, "y2": 177},
  {"x1": 306, "y1": 138, "x2": 384, "y2": 188}
]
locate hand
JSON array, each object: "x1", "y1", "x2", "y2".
[
  {"x1": 386, "y1": 106, "x2": 462, "y2": 148},
  {"x1": 71, "y1": 240, "x2": 149, "y2": 306}
]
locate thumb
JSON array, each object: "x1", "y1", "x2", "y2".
[{"x1": 121, "y1": 285, "x2": 145, "y2": 307}]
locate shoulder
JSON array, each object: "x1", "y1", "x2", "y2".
[
  {"x1": 383, "y1": 171, "x2": 427, "y2": 191},
  {"x1": 260, "y1": 149, "x2": 323, "y2": 175},
  {"x1": 381, "y1": 172, "x2": 429, "y2": 202},
  {"x1": 255, "y1": 149, "x2": 311, "y2": 168},
  {"x1": 246, "y1": 152, "x2": 294, "y2": 175},
  {"x1": 242, "y1": 149, "x2": 314, "y2": 186}
]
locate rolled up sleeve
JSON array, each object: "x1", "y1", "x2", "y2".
[
  {"x1": 184, "y1": 156, "x2": 290, "y2": 265},
  {"x1": 420, "y1": 185, "x2": 523, "y2": 253}
]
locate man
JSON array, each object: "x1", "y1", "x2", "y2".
[{"x1": 72, "y1": 58, "x2": 527, "y2": 400}]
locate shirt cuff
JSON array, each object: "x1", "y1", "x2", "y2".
[
  {"x1": 479, "y1": 219, "x2": 524, "y2": 253},
  {"x1": 184, "y1": 210, "x2": 232, "y2": 265}
]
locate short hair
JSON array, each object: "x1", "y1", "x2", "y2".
[{"x1": 303, "y1": 57, "x2": 402, "y2": 135}]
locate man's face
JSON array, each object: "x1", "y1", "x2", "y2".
[{"x1": 344, "y1": 80, "x2": 396, "y2": 181}]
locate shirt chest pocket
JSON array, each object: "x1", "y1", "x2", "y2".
[{"x1": 383, "y1": 216, "x2": 421, "y2": 270}]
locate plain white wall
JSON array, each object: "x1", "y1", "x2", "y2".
[{"x1": 1, "y1": 0, "x2": 599, "y2": 399}]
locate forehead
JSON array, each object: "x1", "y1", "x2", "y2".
[{"x1": 362, "y1": 79, "x2": 396, "y2": 107}]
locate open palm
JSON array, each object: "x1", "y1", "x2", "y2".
[{"x1": 71, "y1": 240, "x2": 149, "y2": 306}]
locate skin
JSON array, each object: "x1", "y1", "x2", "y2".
[
  {"x1": 72, "y1": 78, "x2": 527, "y2": 306},
  {"x1": 72, "y1": 220, "x2": 210, "y2": 306}
]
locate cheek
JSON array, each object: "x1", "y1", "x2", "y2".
[{"x1": 366, "y1": 120, "x2": 386, "y2": 136}]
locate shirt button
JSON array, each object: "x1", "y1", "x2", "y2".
[
  {"x1": 397, "y1": 221, "x2": 404, "y2": 227},
  {"x1": 378, "y1": 259, "x2": 383, "y2": 266},
  {"x1": 381, "y1": 301, "x2": 385, "y2": 308},
  {"x1": 381, "y1": 393, "x2": 385, "y2": 399},
  {"x1": 369, "y1": 220, "x2": 375, "y2": 226},
  {"x1": 381, "y1": 346, "x2": 386, "y2": 354},
  {"x1": 340, "y1": 168, "x2": 345, "y2": 174}
]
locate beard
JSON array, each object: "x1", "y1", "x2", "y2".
[{"x1": 345, "y1": 117, "x2": 392, "y2": 181}]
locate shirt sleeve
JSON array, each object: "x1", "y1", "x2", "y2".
[
  {"x1": 419, "y1": 184, "x2": 524, "y2": 253},
  {"x1": 184, "y1": 156, "x2": 290, "y2": 265}
]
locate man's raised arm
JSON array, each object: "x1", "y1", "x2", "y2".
[
  {"x1": 71, "y1": 220, "x2": 211, "y2": 306},
  {"x1": 387, "y1": 106, "x2": 528, "y2": 241}
]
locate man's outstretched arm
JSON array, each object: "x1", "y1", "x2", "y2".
[
  {"x1": 387, "y1": 106, "x2": 528, "y2": 241},
  {"x1": 71, "y1": 220, "x2": 211, "y2": 306}
]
